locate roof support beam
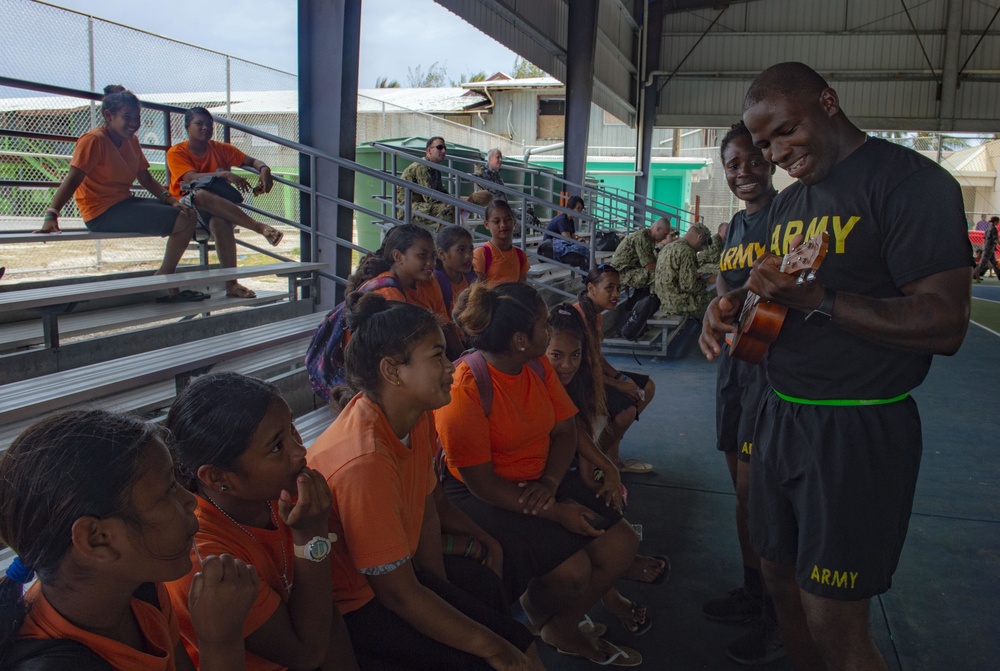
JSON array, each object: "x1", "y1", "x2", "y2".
[
  {"x1": 564, "y1": 0, "x2": 599, "y2": 194},
  {"x1": 298, "y1": 0, "x2": 361, "y2": 308},
  {"x1": 939, "y1": 0, "x2": 964, "y2": 131},
  {"x1": 635, "y1": 0, "x2": 665, "y2": 205}
]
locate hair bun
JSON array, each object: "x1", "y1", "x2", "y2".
[
  {"x1": 345, "y1": 291, "x2": 390, "y2": 332},
  {"x1": 453, "y1": 283, "x2": 496, "y2": 338},
  {"x1": 103, "y1": 84, "x2": 128, "y2": 95}
]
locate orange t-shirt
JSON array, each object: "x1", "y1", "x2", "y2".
[
  {"x1": 434, "y1": 356, "x2": 577, "y2": 482},
  {"x1": 308, "y1": 393, "x2": 438, "y2": 614},
  {"x1": 165, "y1": 497, "x2": 292, "y2": 671},
  {"x1": 441, "y1": 273, "x2": 473, "y2": 315},
  {"x1": 17, "y1": 582, "x2": 179, "y2": 670},
  {"x1": 473, "y1": 242, "x2": 530, "y2": 286},
  {"x1": 69, "y1": 127, "x2": 150, "y2": 222},
  {"x1": 165, "y1": 140, "x2": 248, "y2": 197},
  {"x1": 371, "y1": 271, "x2": 450, "y2": 323}
]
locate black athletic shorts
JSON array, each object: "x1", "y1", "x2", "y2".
[
  {"x1": 605, "y1": 371, "x2": 650, "y2": 418},
  {"x1": 443, "y1": 469, "x2": 623, "y2": 603},
  {"x1": 749, "y1": 389, "x2": 922, "y2": 600},
  {"x1": 715, "y1": 346, "x2": 768, "y2": 463},
  {"x1": 345, "y1": 560, "x2": 534, "y2": 671},
  {"x1": 85, "y1": 197, "x2": 178, "y2": 236}
]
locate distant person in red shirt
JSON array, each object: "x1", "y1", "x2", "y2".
[
  {"x1": 167, "y1": 107, "x2": 286, "y2": 299},
  {"x1": 0, "y1": 409, "x2": 257, "y2": 670},
  {"x1": 39, "y1": 85, "x2": 198, "y2": 302}
]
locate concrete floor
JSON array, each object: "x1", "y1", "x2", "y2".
[{"x1": 534, "y1": 313, "x2": 1000, "y2": 670}]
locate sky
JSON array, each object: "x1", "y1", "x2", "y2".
[{"x1": 40, "y1": 0, "x2": 523, "y2": 88}]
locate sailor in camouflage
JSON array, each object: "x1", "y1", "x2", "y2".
[
  {"x1": 697, "y1": 221, "x2": 728, "y2": 275},
  {"x1": 395, "y1": 136, "x2": 455, "y2": 230},
  {"x1": 611, "y1": 216, "x2": 675, "y2": 289},
  {"x1": 655, "y1": 221, "x2": 714, "y2": 317}
]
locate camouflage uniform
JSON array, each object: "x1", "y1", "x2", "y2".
[
  {"x1": 697, "y1": 233, "x2": 724, "y2": 275},
  {"x1": 654, "y1": 238, "x2": 713, "y2": 318},
  {"x1": 611, "y1": 228, "x2": 657, "y2": 289},
  {"x1": 396, "y1": 161, "x2": 455, "y2": 230},
  {"x1": 473, "y1": 164, "x2": 540, "y2": 233}
]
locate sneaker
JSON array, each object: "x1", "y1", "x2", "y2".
[
  {"x1": 702, "y1": 586, "x2": 763, "y2": 623},
  {"x1": 726, "y1": 615, "x2": 786, "y2": 666}
]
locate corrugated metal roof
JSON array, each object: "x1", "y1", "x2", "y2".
[{"x1": 357, "y1": 88, "x2": 489, "y2": 113}]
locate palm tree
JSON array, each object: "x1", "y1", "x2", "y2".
[{"x1": 375, "y1": 76, "x2": 400, "y2": 88}]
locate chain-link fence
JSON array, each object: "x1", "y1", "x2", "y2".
[{"x1": 0, "y1": 0, "x2": 300, "y2": 283}]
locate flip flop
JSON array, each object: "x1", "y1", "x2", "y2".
[
  {"x1": 619, "y1": 458, "x2": 654, "y2": 474},
  {"x1": 556, "y1": 639, "x2": 642, "y2": 667},
  {"x1": 525, "y1": 616, "x2": 607, "y2": 639},
  {"x1": 622, "y1": 602, "x2": 652, "y2": 636},
  {"x1": 626, "y1": 554, "x2": 671, "y2": 586},
  {"x1": 156, "y1": 289, "x2": 209, "y2": 303},
  {"x1": 226, "y1": 284, "x2": 257, "y2": 299},
  {"x1": 579, "y1": 615, "x2": 608, "y2": 639}
]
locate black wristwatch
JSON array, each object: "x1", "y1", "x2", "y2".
[{"x1": 805, "y1": 287, "x2": 836, "y2": 325}]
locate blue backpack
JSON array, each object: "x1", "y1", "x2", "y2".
[
  {"x1": 432, "y1": 268, "x2": 478, "y2": 313},
  {"x1": 305, "y1": 275, "x2": 401, "y2": 402}
]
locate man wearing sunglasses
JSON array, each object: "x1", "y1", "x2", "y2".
[{"x1": 396, "y1": 136, "x2": 455, "y2": 231}]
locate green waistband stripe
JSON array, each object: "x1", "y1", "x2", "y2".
[{"x1": 773, "y1": 390, "x2": 910, "y2": 406}]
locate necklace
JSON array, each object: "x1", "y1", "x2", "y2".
[{"x1": 203, "y1": 493, "x2": 292, "y2": 593}]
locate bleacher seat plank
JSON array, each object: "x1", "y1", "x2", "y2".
[
  {"x1": 295, "y1": 407, "x2": 335, "y2": 445},
  {"x1": 0, "y1": 262, "x2": 324, "y2": 313},
  {"x1": 213, "y1": 338, "x2": 310, "y2": 375},
  {"x1": 0, "y1": 230, "x2": 145, "y2": 244},
  {"x1": 0, "y1": 290, "x2": 286, "y2": 350},
  {"x1": 0, "y1": 312, "x2": 326, "y2": 424}
]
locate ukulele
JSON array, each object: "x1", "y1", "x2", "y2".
[{"x1": 726, "y1": 232, "x2": 829, "y2": 364}]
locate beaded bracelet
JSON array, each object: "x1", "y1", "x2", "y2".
[
  {"x1": 43, "y1": 215, "x2": 57, "y2": 221},
  {"x1": 444, "y1": 533, "x2": 454, "y2": 554},
  {"x1": 158, "y1": 191, "x2": 170, "y2": 201},
  {"x1": 45, "y1": 208, "x2": 59, "y2": 217}
]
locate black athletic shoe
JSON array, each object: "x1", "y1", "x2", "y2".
[
  {"x1": 701, "y1": 586, "x2": 763, "y2": 623},
  {"x1": 726, "y1": 615, "x2": 786, "y2": 666}
]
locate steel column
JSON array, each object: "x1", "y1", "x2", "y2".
[
  {"x1": 634, "y1": 0, "x2": 665, "y2": 222},
  {"x1": 564, "y1": 0, "x2": 599, "y2": 195},
  {"x1": 298, "y1": 0, "x2": 362, "y2": 309}
]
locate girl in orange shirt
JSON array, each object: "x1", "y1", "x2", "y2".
[
  {"x1": 166, "y1": 107, "x2": 285, "y2": 299},
  {"x1": 0, "y1": 409, "x2": 257, "y2": 670},
  {"x1": 473, "y1": 200, "x2": 530, "y2": 286},
  {"x1": 545, "y1": 306, "x2": 670, "y2": 633},
  {"x1": 164, "y1": 373, "x2": 358, "y2": 671},
  {"x1": 434, "y1": 224, "x2": 477, "y2": 316},
  {"x1": 577, "y1": 265, "x2": 657, "y2": 474},
  {"x1": 436, "y1": 282, "x2": 641, "y2": 666},
  {"x1": 309, "y1": 293, "x2": 542, "y2": 670},
  {"x1": 350, "y1": 224, "x2": 464, "y2": 359},
  {"x1": 39, "y1": 86, "x2": 199, "y2": 302}
]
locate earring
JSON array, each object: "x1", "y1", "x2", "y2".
[
  {"x1": 219, "y1": 485, "x2": 228, "y2": 492},
  {"x1": 396, "y1": 380, "x2": 401, "y2": 386},
  {"x1": 519, "y1": 347, "x2": 526, "y2": 351}
]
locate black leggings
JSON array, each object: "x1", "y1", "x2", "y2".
[{"x1": 346, "y1": 558, "x2": 533, "y2": 671}]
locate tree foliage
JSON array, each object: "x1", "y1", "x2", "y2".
[
  {"x1": 406, "y1": 62, "x2": 449, "y2": 88},
  {"x1": 451, "y1": 70, "x2": 488, "y2": 86},
  {"x1": 375, "y1": 76, "x2": 400, "y2": 88},
  {"x1": 512, "y1": 56, "x2": 545, "y2": 79}
]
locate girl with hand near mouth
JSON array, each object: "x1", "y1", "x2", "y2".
[
  {"x1": 576, "y1": 265, "x2": 657, "y2": 475},
  {"x1": 39, "y1": 85, "x2": 198, "y2": 301},
  {"x1": 350, "y1": 224, "x2": 464, "y2": 359},
  {"x1": 166, "y1": 107, "x2": 285, "y2": 299},
  {"x1": 473, "y1": 200, "x2": 530, "y2": 286},
  {"x1": 0, "y1": 409, "x2": 258, "y2": 671},
  {"x1": 165, "y1": 372, "x2": 358, "y2": 671},
  {"x1": 309, "y1": 293, "x2": 542, "y2": 671}
]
